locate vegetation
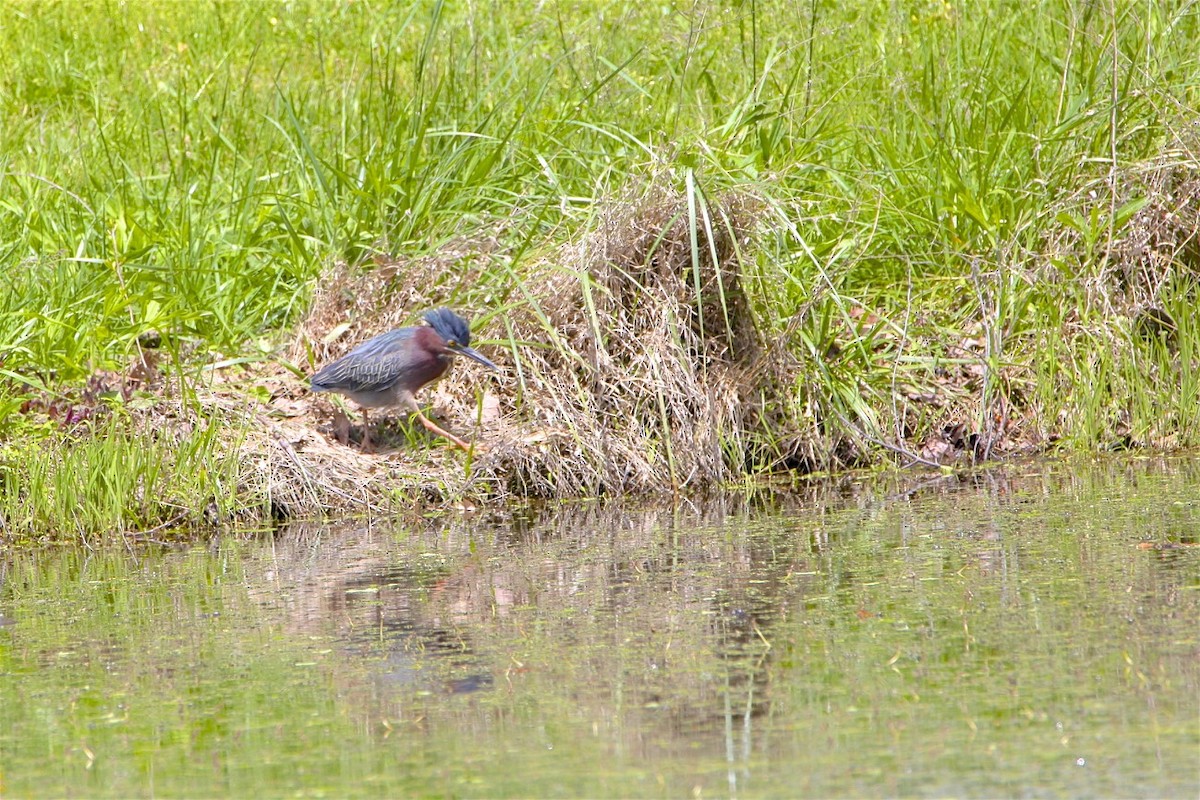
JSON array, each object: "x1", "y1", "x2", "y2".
[{"x1": 1, "y1": 0, "x2": 1198, "y2": 538}]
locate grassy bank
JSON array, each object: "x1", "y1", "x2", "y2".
[{"x1": 2, "y1": 0, "x2": 1199, "y2": 539}]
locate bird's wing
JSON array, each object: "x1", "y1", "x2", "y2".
[
  {"x1": 311, "y1": 328, "x2": 424, "y2": 393},
  {"x1": 343, "y1": 328, "x2": 416, "y2": 359}
]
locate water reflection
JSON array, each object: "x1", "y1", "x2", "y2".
[
  {"x1": 2, "y1": 457, "x2": 1198, "y2": 797},
  {"x1": 241, "y1": 497, "x2": 832, "y2": 794}
]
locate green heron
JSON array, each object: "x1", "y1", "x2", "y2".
[{"x1": 310, "y1": 308, "x2": 498, "y2": 451}]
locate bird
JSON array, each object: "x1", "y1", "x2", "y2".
[{"x1": 310, "y1": 308, "x2": 498, "y2": 451}]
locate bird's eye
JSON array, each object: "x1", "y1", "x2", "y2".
[{"x1": 446, "y1": 339, "x2": 458, "y2": 347}]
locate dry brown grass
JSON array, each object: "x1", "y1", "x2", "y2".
[
  {"x1": 1110, "y1": 142, "x2": 1200, "y2": 303},
  {"x1": 1047, "y1": 127, "x2": 1200, "y2": 320},
  {"x1": 239, "y1": 177, "x2": 817, "y2": 515}
]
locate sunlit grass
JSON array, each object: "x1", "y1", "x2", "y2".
[
  {"x1": 1, "y1": 0, "x2": 1199, "y2": 533},
  {"x1": 0, "y1": 407, "x2": 251, "y2": 541}
]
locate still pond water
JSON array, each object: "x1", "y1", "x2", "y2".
[{"x1": 2, "y1": 457, "x2": 1198, "y2": 798}]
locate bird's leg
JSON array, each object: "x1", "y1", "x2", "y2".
[
  {"x1": 403, "y1": 395, "x2": 470, "y2": 450},
  {"x1": 413, "y1": 406, "x2": 470, "y2": 450},
  {"x1": 360, "y1": 407, "x2": 373, "y2": 452}
]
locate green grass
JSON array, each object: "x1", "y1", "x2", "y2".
[
  {"x1": 0, "y1": 407, "x2": 248, "y2": 540},
  {"x1": 2, "y1": 0, "x2": 1199, "y2": 536}
]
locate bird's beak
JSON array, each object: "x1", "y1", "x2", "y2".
[{"x1": 451, "y1": 343, "x2": 499, "y2": 371}]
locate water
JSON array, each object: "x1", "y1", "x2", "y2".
[{"x1": 2, "y1": 457, "x2": 1198, "y2": 798}]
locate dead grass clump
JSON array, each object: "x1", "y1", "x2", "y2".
[
  {"x1": 1110, "y1": 139, "x2": 1200, "y2": 306},
  {"x1": 466, "y1": 179, "x2": 800, "y2": 497},
  {"x1": 1049, "y1": 128, "x2": 1200, "y2": 317},
  {"x1": 269, "y1": 176, "x2": 814, "y2": 507}
]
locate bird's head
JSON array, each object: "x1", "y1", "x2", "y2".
[{"x1": 424, "y1": 308, "x2": 498, "y2": 371}]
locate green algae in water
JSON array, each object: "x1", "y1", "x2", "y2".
[{"x1": 1, "y1": 458, "x2": 1198, "y2": 798}]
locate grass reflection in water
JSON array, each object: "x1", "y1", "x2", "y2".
[{"x1": 1, "y1": 458, "x2": 1198, "y2": 797}]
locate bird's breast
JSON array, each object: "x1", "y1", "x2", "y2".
[{"x1": 403, "y1": 352, "x2": 452, "y2": 391}]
